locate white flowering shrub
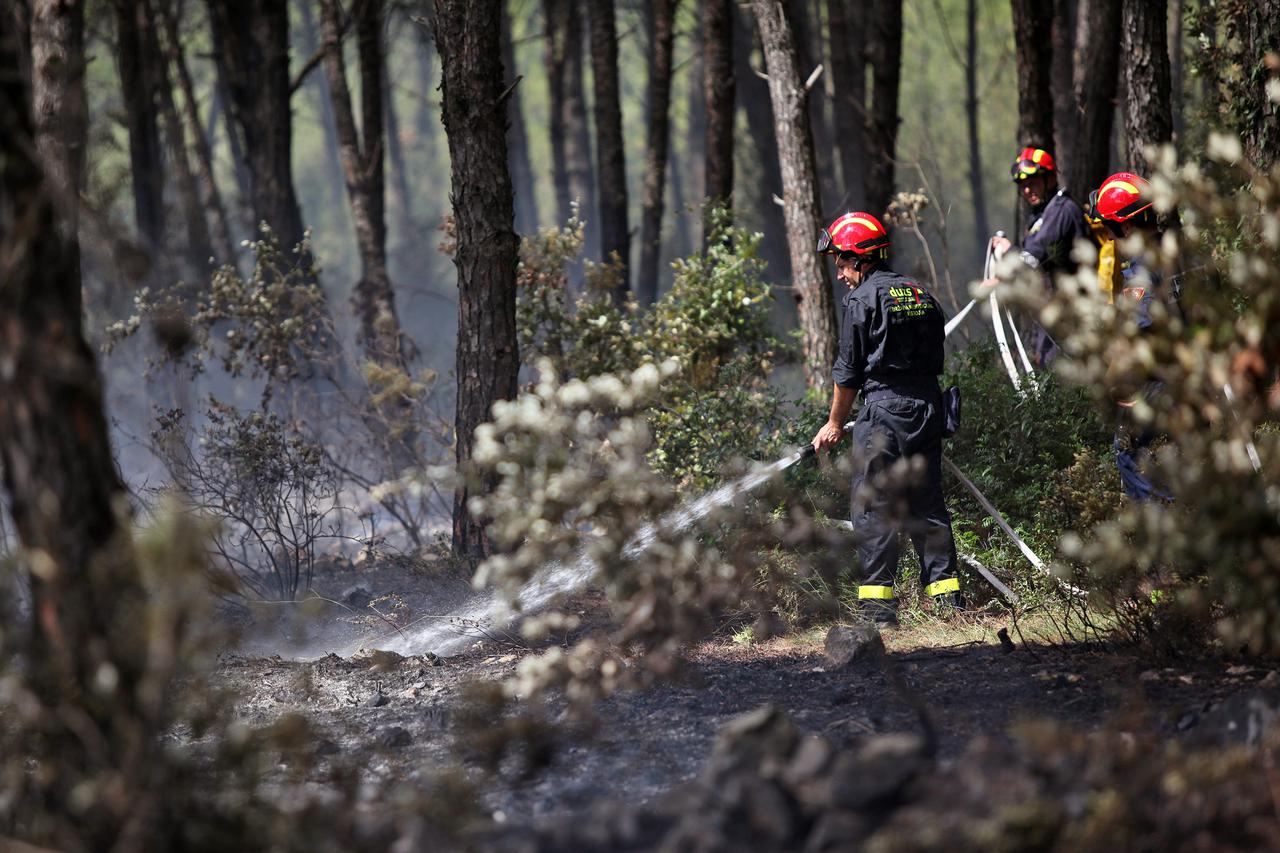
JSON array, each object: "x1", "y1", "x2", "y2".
[{"x1": 996, "y1": 134, "x2": 1280, "y2": 653}]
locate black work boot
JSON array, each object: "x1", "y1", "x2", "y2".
[
  {"x1": 860, "y1": 598, "x2": 899, "y2": 627},
  {"x1": 932, "y1": 591, "x2": 965, "y2": 614}
]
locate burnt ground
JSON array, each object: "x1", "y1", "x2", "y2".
[{"x1": 211, "y1": 583, "x2": 1280, "y2": 836}]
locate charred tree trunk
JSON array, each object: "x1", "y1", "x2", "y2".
[
  {"x1": 433, "y1": 0, "x2": 521, "y2": 562},
  {"x1": 752, "y1": 0, "x2": 836, "y2": 388},
  {"x1": 500, "y1": 9, "x2": 539, "y2": 234},
  {"x1": 586, "y1": 0, "x2": 632, "y2": 294},
  {"x1": 587, "y1": 0, "x2": 631, "y2": 298},
  {"x1": 965, "y1": 0, "x2": 989, "y2": 247},
  {"x1": 320, "y1": 0, "x2": 410, "y2": 372},
  {"x1": 1010, "y1": 0, "x2": 1055, "y2": 149},
  {"x1": 1120, "y1": 0, "x2": 1172, "y2": 175},
  {"x1": 114, "y1": 0, "x2": 166, "y2": 256},
  {"x1": 158, "y1": 0, "x2": 236, "y2": 264},
  {"x1": 636, "y1": 0, "x2": 677, "y2": 306},
  {"x1": 1051, "y1": 0, "x2": 1077, "y2": 182},
  {"x1": 1070, "y1": 0, "x2": 1120, "y2": 195},
  {"x1": 864, "y1": 0, "x2": 902, "y2": 217},
  {"x1": 703, "y1": 0, "x2": 735, "y2": 209},
  {"x1": 207, "y1": 1, "x2": 311, "y2": 258},
  {"x1": 30, "y1": 0, "x2": 88, "y2": 286},
  {"x1": 826, "y1": 0, "x2": 866, "y2": 212},
  {"x1": 1, "y1": 15, "x2": 151, "y2": 843}
]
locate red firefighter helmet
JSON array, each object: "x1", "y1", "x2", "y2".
[
  {"x1": 1095, "y1": 172, "x2": 1153, "y2": 223},
  {"x1": 816, "y1": 212, "x2": 891, "y2": 260},
  {"x1": 1010, "y1": 146, "x2": 1057, "y2": 182}
]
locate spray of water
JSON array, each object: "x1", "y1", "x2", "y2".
[{"x1": 377, "y1": 447, "x2": 810, "y2": 657}]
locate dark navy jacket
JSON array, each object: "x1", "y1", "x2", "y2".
[
  {"x1": 832, "y1": 268, "x2": 946, "y2": 398},
  {"x1": 1021, "y1": 188, "x2": 1090, "y2": 276}
]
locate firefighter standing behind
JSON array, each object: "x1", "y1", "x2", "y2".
[
  {"x1": 986, "y1": 147, "x2": 1091, "y2": 366},
  {"x1": 810, "y1": 212, "x2": 962, "y2": 626}
]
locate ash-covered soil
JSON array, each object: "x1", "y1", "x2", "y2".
[{"x1": 213, "y1": 595, "x2": 1280, "y2": 834}]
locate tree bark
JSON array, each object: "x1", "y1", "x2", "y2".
[
  {"x1": 1070, "y1": 0, "x2": 1120, "y2": 195},
  {"x1": 1240, "y1": 0, "x2": 1280, "y2": 169},
  {"x1": 734, "y1": 1, "x2": 789, "y2": 280},
  {"x1": 320, "y1": 0, "x2": 408, "y2": 371},
  {"x1": 1051, "y1": 0, "x2": 1077, "y2": 182},
  {"x1": 826, "y1": 0, "x2": 866, "y2": 212},
  {"x1": 965, "y1": 0, "x2": 989, "y2": 247},
  {"x1": 587, "y1": 0, "x2": 631, "y2": 297},
  {"x1": 1010, "y1": 0, "x2": 1055, "y2": 150},
  {"x1": 790, "y1": 0, "x2": 837, "y2": 212},
  {"x1": 382, "y1": 18, "x2": 415, "y2": 240},
  {"x1": 703, "y1": 0, "x2": 735, "y2": 209},
  {"x1": 156, "y1": 0, "x2": 236, "y2": 266},
  {"x1": 1, "y1": 14, "x2": 150, "y2": 842},
  {"x1": 30, "y1": 0, "x2": 88, "y2": 297},
  {"x1": 544, "y1": 0, "x2": 596, "y2": 239},
  {"x1": 636, "y1": 0, "x2": 677, "y2": 306},
  {"x1": 500, "y1": 8, "x2": 539, "y2": 234},
  {"x1": 433, "y1": 0, "x2": 521, "y2": 562},
  {"x1": 114, "y1": 0, "x2": 166, "y2": 256},
  {"x1": 206, "y1": 1, "x2": 311, "y2": 257},
  {"x1": 864, "y1": 0, "x2": 902, "y2": 217},
  {"x1": 1167, "y1": 0, "x2": 1184, "y2": 150},
  {"x1": 1120, "y1": 0, "x2": 1172, "y2": 175},
  {"x1": 686, "y1": 14, "x2": 708, "y2": 212},
  {"x1": 751, "y1": 0, "x2": 837, "y2": 388}
]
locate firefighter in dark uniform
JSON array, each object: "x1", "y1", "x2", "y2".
[
  {"x1": 987, "y1": 146, "x2": 1091, "y2": 365},
  {"x1": 811, "y1": 212, "x2": 962, "y2": 625},
  {"x1": 1095, "y1": 171, "x2": 1176, "y2": 502}
]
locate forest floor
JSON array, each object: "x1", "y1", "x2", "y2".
[{"x1": 212, "y1": 557, "x2": 1280, "y2": 844}]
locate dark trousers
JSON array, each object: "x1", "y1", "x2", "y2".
[{"x1": 850, "y1": 393, "x2": 959, "y2": 611}]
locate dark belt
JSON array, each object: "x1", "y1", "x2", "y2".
[{"x1": 862, "y1": 383, "x2": 940, "y2": 403}]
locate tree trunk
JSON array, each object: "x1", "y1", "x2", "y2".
[
  {"x1": 206, "y1": 1, "x2": 310, "y2": 256},
  {"x1": 734, "y1": 1, "x2": 790, "y2": 281},
  {"x1": 1070, "y1": 0, "x2": 1120, "y2": 195},
  {"x1": 1010, "y1": 0, "x2": 1055, "y2": 150},
  {"x1": 687, "y1": 13, "x2": 707, "y2": 213},
  {"x1": 965, "y1": 0, "x2": 989, "y2": 247},
  {"x1": 587, "y1": 0, "x2": 631, "y2": 297},
  {"x1": 208, "y1": 18, "x2": 254, "y2": 222},
  {"x1": 297, "y1": 0, "x2": 353, "y2": 244},
  {"x1": 145, "y1": 0, "x2": 213, "y2": 276},
  {"x1": 1120, "y1": 0, "x2": 1172, "y2": 175},
  {"x1": 1167, "y1": 0, "x2": 1184, "y2": 151},
  {"x1": 751, "y1": 0, "x2": 837, "y2": 388},
  {"x1": 157, "y1": 0, "x2": 236, "y2": 265},
  {"x1": 790, "y1": 0, "x2": 837, "y2": 212},
  {"x1": 544, "y1": 0, "x2": 595, "y2": 240},
  {"x1": 500, "y1": 8, "x2": 539, "y2": 234},
  {"x1": 703, "y1": 0, "x2": 735, "y2": 209},
  {"x1": 1051, "y1": 0, "x2": 1077, "y2": 182},
  {"x1": 320, "y1": 0, "x2": 410, "y2": 373},
  {"x1": 114, "y1": 0, "x2": 166, "y2": 256},
  {"x1": 1, "y1": 14, "x2": 151, "y2": 843},
  {"x1": 864, "y1": 0, "x2": 902, "y2": 217},
  {"x1": 636, "y1": 0, "x2": 677, "y2": 306},
  {"x1": 433, "y1": 0, "x2": 521, "y2": 562},
  {"x1": 544, "y1": 0, "x2": 572, "y2": 225},
  {"x1": 1240, "y1": 1, "x2": 1280, "y2": 169},
  {"x1": 30, "y1": 0, "x2": 88, "y2": 292},
  {"x1": 826, "y1": 0, "x2": 866, "y2": 212}
]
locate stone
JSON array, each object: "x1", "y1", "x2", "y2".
[
  {"x1": 351, "y1": 647, "x2": 406, "y2": 671},
  {"x1": 824, "y1": 734, "x2": 928, "y2": 810},
  {"x1": 707, "y1": 706, "x2": 801, "y2": 782},
  {"x1": 824, "y1": 624, "x2": 883, "y2": 670},
  {"x1": 365, "y1": 692, "x2": 389, "y2": 708},
  {"x1": 377, "y1": 726, "x2": 412, "y2": 748}
]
